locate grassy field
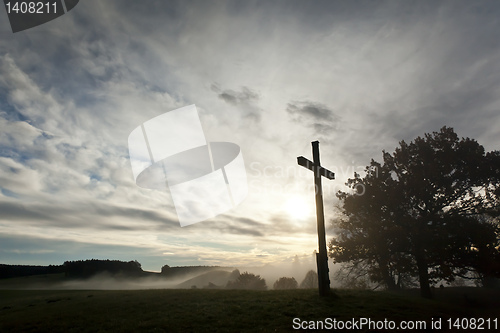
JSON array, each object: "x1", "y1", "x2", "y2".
[{"x1": 1, "y1": 287, "x2": 499, "y2": 332}]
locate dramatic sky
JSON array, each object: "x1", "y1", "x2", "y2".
[{"x1": 1, "y1": 0, "x2": 500, "y2": 271}]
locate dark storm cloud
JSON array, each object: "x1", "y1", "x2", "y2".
[
  {"x1": 287, "y1": 101, "x2": 341, "y2": 133},
  {"x1": 204, "y1": 216, "x2": 265, "y2": 237},
  {"x1": 0, "y1": 201, "x2": 177, "y2": 230},
  {"x1": 268, "y1": 214, "x2": 317, "y2": 236},
  {"x1": 0, "y1": 201, "x2": 53, "y2": 221},
  {"x1": 219, "y1": 92, "x2": 237, "y2": 105},
  {"x1": 89, "y1": 203, "x2": 173, "y2": 224},
  {"x1": 233, "y1": 217, "x2": 266, "y2": 228},
  {"x1": 214, "y1": 214, "x2": 317, "y2": 238},
  {"x1": 222, "y1": 225, "x2": 263, "y2": 237},
  {"x1": 211, "y1": 84, "x2": 261, "y2": 122},
  {"x1": 212, "y1": 84, "x2": 259, "y2": 106},
  {"x1": 287, "y1": 102, "x2": 334, "y2": 121}
]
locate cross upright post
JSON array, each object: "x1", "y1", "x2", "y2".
[{"x1": 297, "y1": 141, "x2": 334, "y2": 296}]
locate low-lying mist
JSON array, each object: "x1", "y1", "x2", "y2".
[
  {"x1": 1, "y1": 255, "x2": 343, "y2": 290},
  {"x1": 240, "y1": 255, "x2": 341, "y2": 289}
]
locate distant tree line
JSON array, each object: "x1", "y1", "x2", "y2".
[
  {"x1": 192, "y1": 269, "x2": 321, "y2": 291},
  {"x1": 2, "y1": 259, "x2": 324, "y2": 293},
  {"x1": 271, "y1": 270, "x2": 319, "y2": 290},
  {"x1": 330, "y1": 127, "x2": 500, "y2": 298},
  {"x1": 0, "y1": 264, "x2": 64, "y2": 279},
  {"x1": 63, "y1": 259, "x2": 143, "y2": 279},
  {"x1": 218, "y1": 270, "x2": 320, "y2": 291}
]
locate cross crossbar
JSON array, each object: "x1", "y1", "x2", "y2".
[{"x1": 297, "y1": 156, "x2": 335, "y2": 180}]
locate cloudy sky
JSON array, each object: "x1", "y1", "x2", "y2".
[{"x1": 1, "y1": 0, "x2": 500, "y2": 272}]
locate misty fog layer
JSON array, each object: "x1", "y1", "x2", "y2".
[{"x1": 0, "y1": 256, "x2": 339, "y2": 290}]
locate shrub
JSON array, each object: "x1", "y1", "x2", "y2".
[
  {"x1": 273, "y1": 277, "x2": 298, "y2": 290},
  {"x1": 300, "y1": 270, "x2": 318, "y2": 288},
  {"x1": 226, "y1": 272, "x2": 267, "y2": 290}
]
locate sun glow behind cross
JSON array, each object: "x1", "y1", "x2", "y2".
[{"x1": 284, "y1": 196, "x2": 313, "y2": 220}]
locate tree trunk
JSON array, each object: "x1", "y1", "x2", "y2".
[
  {"x1": 378, "y1": 258, "x2": 398, "y2": 290},
  {"x1": 415, "y1": 252, "x2": 432, "y2": 299},
  {"x1": 384, "y1": 274, "x2": 398, "y2": 290}
]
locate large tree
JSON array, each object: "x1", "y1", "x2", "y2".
[{"x1": 329, "y1": 127, "x2": 500, "y2": 298}]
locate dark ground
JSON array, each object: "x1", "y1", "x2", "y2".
[{"x1": 0, "y1": 286, "x2": 499, "y2": 332}]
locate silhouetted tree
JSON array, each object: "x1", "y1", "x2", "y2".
[
  {"x1": 299, "y1": 270, "x2": 318, "y2": 289},
  {"x1": 273, "y1": 277, "x2": 298, "y2": 290},
  {"x1": 204, "y1": 282, "x2": 220, "y2": 289},
  {"x1": 334, "y1": 261, "x2": 376, "y2": 290},
  {"x1": 226, "y1": 271, "x2": 267, "y2": 290},
  {"x1": 330, "y1": 127, "x2": 500, "y2": 298},
  {"x1": 228, "y1": 269, "x2": 240, "y2": 282},
  {"x1": 161, "y1": 265, "x2": 170, "y2": 274},
  {"x1": 452, "y1": 214, "x2": 500, "y2": 287}
]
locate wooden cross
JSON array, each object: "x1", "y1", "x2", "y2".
[{"x1": 297, "y1": 141, "x2": 334, "y2": 296}]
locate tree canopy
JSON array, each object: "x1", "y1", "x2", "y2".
[{"x1": 329, "y1": 127, "x2": 500, "y2": 298}]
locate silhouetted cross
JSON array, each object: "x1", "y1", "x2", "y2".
[{"x1": 297, "y1": 141, "x2": 334, "y2": 296}]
